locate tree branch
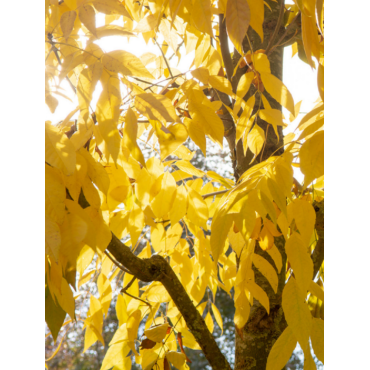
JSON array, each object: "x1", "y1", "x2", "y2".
[
  {"x1": 107, "y1": 233, "x2": 232, "y2": 370},
  {"x1": 218, "y1": 14, "x2": 234, "y2": 84}
]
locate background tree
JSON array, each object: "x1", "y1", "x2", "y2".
[{"x1": 45, "y1": 0, "x2": 324, "y2": 369}]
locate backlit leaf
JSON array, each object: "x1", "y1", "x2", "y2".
[
  {"x1": 282, "y1": 278, "x2": 312, "y2": 349},
  {"x1": 78, "y1": 4, "x2": 97, "y2": 37},
  {"x1": 300, "y1": 131, "x2": 324, "y2": 188},
  {"x1": 226, "y1": 0, "x2": 251, "y2": 54},
  {"x1": 45, "y1": 122, "x2": 76, "y2": 176},
  {"x1": 60, "y1": 11, "x2": 76, "y2": 39},
  {"x1": 136, "y1": 93, "x2": 178, "y2": 124},
  {"x1": 260, "y1": 73, "x2": 295, "y2": 114}
]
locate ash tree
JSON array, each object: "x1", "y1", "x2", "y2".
[{"x1": 45, "y1": 0, "x2": 324, "y2": 369}]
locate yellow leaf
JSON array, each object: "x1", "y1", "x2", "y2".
[
  {"x1": 247, "y1": 123, "x2": 265, "y2": 161},
  {"x1": 91, "y1": 0, "x2": 132, "y2": 19},
  {"x1": 170, "y1": 184, "x2": 188, "y2": 225},
  {"x1": 309, "y1": 281, "x2": 324, "y2": 303},
  {"x1": 287, "y1": 199, "x2": 316, "y2": 246},
  {"x1": 260, "y1": 73, "x2": 295, "y2": 114},
  {"x1": 318, "y1": 61, "x2": 324, "y2": 101},
  {"x1": 45, "y1": 92, "x2": 58, "y2": 113},
  {"x1": 133, "y1": 14, "x2": 157, "y2": 33},
  {"x1": 175, "y1": 160, "x2": 205, "y2": 178},
  {"x1": 77, "y1": 63, "x2": 102, "y2": 114},
  {"x1": 236, "y1": 71, "x2": 254, "y2": 99},
  {"x1": 266, "y1": 244, "x2": 282, "y2": 273},
  {"x1": 187, "y1": 186, "x2": 209, "y2": 229},
  {"x1": 234, "y1": 289, "x2": 251, "y2": 328},
  {"x1": 79, "y1": 148, "x2": 110, "y2": 195},
  {"x1": 60, "y1": 11, "x2": 76, "y2": 39},
  {"x1": 153, "y1": 122, "x2": 189, "y2": 161},
  {"x1": 128, "y1": 201, "x2": 145, "y2": 246},
  {"x1": 135, "y1": 93, "x2": 178, "y2": 124},
  {"x1": 258, "y1": 225, "x2": 274, "y2": 251},
  {"x1": 247, "y1": 281, "x2": 270, "y2": 313},
  {"x1": 211, "y1": 302, "x2": 223, "y2": 334},
  {"x1": 228, "y1": 228, "x2": 246, "y2": 256},
  {"x1": 205, "y1": 312, "x2": 214, "y2": 333},
  {"x1": 102, "y1": 50, "x2": 154, "y2": 79},
  {"x1": 100, "y1": 341, "x2": 131, "y2": 370},
  {"x1": 78, "y1": 4, "x2": 97, "y2": 37},
  {"x1": 45, "y1": 122, "x2": 76, "y2": 176},
  {"x1": 299, "y1": 131, "x2": 324, "y2": 188},
  {"x1": 206, "y1": 171, "x2": 234, "y2": 189},
  {"x1": 183, "y1": 117, "x2": 207, "y2": 155},
  {"x1": 253, "y1": 53, "x2": 271, "y2": 73},
  {"x1": 301, "y1": 12, "x2": 320, "y2": 68},
  {"x1": 165, "y1": 351, "x2": 186, "y2": 370},
  {"x1": 192, "y1": 0, "x2": 213, "y2": 36},
  {"x1": 282, "y1": 278, "x2": 312, "y2": 349},
  {"x1": 267, "y1": 178, "x2": 287, "y2": 218},
  {"x1": 95, "y1": 73, "x2": 121, "y2": 163},
  {"x1": 188, "y1": 90, "x2": 224, "y2": 147},
  {"x1": 191, "y1": 67, "x2": 210, "y2": 85},
  {"x1": 211, "y1": 213, "x2": 233, "y2": 263},
  {"x1": 159, "y1": 19, "x2": 178, "y2": 52},
  {"x1": 45, "y1": 215, "x2": 61, "y2": 261},
  {"x1": 266, "y1": 326, "x2": 297, "y2": 370},
  {"x1": 122, "y1": 107, "x2": 145, "y2": 167},
  {"x1": 116, "y1": 295, "x2": 128, "y2": 327},
  {"x1": 95, "y1": 25, "x2": 136, "y2": 39},
  {"x1": 297, "y1": 117, "x2": 324, "y2": 141},
  {"x1": 127, "y1": 309, "x2": 142, "y2": 341},
  {"x1": 60, "y1": 212, "x2": 88, "y2": 265},
  {"x1": 285, "y1": 232, "x2": 313, "y2": 295},
  {"x1": 226, "y1": 0, "x2": 251, "y2": 54},
  {"x1": 236, "y1": 95, "x2": 255, "y2": 143},
  {"x1": 209, "y1": 75, "x2": 234, "y2": 97},
  {"x1": 311, "y1": 318, "x2": 324, "y2": 364},
  {"x1": 259, "y1": 109, "x2": 287, "y2": 137},
  {"x1": 247, "y1": 0, "x2": 264, "y2": 41},
  {"x1": 151, "y1": 172, "x2": 177, "y2": 219},
  {"x1": 78, "y1": 269, "x2": 95, "y2": 288},
  {"x1": 252, "y1": 254, "x2": 278, "y2": 293},
  {"x1": 144, "y1": 323, "x2": 169, "y2": 342},
  {"x1": 45, "y1": 164, "x2": 66, "y2": 224},
  {"x1": 57, "y1": 278, "x2": 75, "y2": 320}
]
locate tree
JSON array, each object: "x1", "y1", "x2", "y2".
[{"x1": 45, "y1": 0, "x2": 324, "y2": 369}]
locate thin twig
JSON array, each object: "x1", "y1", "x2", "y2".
[
  {"x1": 267, "y1": 11, "x2": 301, "y2": 56},
  {"x1": 121, "y1": 276, "x2": 152, "y2": 307},
  {"x1": 153, "y1": 37, "x2": 174, "y2": 78},
  {"x1": 202, "y1": 189, "x2": 229, "y2": 199},
  {"x1": 104, "y1": 250, "x2": 134, "y2": 275},
  {"x1": 265, "y1": 0, "x2": 286, "y2": 55},
  {"x1": 169, "y1": 40, "x2": 184, "y2": 61}
]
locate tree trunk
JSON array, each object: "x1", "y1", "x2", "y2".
[{"x1": 232, "y1": 1, "x2": 289, "y2": 369}]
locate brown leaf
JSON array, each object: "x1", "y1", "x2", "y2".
[
  {"x1": 176, "y1": 332, "x2": 192, "y2": 363},
  {"x1": 139, "y1": 338, "x2": 156, "y2": 349},
  {"x1": 164, "y1": 357, "x2": 170, "y2": 370}
]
